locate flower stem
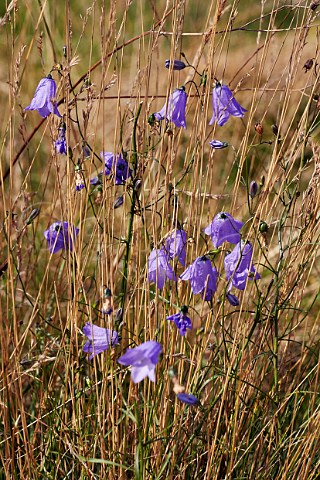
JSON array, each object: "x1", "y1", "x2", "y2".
[{"x1": 119, "y1": 103, "x2": 143, "y2": 321}]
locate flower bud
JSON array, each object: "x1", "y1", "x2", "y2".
[
  {"x1": 113, "y1": 195, "x2": 124, "y2": 209},
  {"x1": 103, "y1": 287, "x2": 112, "y2": 298},
  {"x1": 249, "y1": 181, "x2": 258, "y2": 198},
  {"x1": 25, "y1": 208, "x2": 40, "y2": 225},
  {"x1": 209, "y1": 140, "x2": 229, "y2": 149},
  {"x1": 102, "y1": 299, "x2": 112, "y2": 315},
  {"x1": 165, "y1": 59, "x2": 186, "y2": 70},
  {"x1": 226, "y1": 292, "x2": 240, "y2": 306}
]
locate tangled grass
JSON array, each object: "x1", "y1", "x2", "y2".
[{"x1": 0, "y1": 1, "x2": 320, "y2": 478}]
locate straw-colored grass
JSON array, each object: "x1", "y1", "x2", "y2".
[{"x1": 0, "y1": 1, "x2": 320, "y2": 478}]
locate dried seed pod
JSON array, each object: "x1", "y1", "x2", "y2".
[{"x1": 255, "y1": 122, "x2": 264, "y2": 135}]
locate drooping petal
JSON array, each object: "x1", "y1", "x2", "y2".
[
  {"x1": 204, "y1": 212, "x2": 243, "y2": 248},
  {"x1": 209, "y1": 83, "x2": 246, "y2": 127},
  {"x1": 25, "y1": 77, "x2": 61, "y2": 118},
  {"x1": 131, "y1": 362, "x2": 155, "y2": 383}
]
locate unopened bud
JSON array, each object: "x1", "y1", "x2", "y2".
[
  {"x1": 25, "y1": 208, "x2": 40, "y2": 225},
  {"x1": 133, "y1": 179, "x2": 142, "y2": 191},
  {"x1": 249, "y1": 181, "x2": 258, "y2": 198},
  {"x1": 226, "y1": 292, "x2": 240, "y2": 306},
  {"x1": 101, "y1": 298, "x2": 112, "y2": 315},
  {"x1": 103, "y1": 288, "x2": 112, "y2": 298},
  {"x1": 113, "y1": 195, "x2": 124, "y2": 209},
  {"x1": 165, "y1": 59, "x2": 186, "y2": 70}
]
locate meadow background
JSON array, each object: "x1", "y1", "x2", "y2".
[{"x1": 1, "y1": 0, "x2": 320, "y2": 478}]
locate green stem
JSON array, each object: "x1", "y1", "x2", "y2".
[{"x1": 119, "y1": 103, "x2": 142, "y2": 319}]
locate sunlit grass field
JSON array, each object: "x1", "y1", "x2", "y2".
[{"x1": 1, "y1": 1, "x2": 320, "y2": 478}]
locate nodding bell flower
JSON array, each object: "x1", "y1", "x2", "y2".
[
  {"x1": 83, "y1": 323, "x2": 119, "y2": 360},
  {"x1": 224, "y1": 241, "x2": 260, "y2": 291},
  {"x1": 154, "y1": 87, "x2": 187, "y2": 129},
  {"x1": 180, "y1": 256, "x2": 218, "y2": 301},
  {"x1": 43, "y1": 221, "x2": 79, "y2": 254},
  {"x1": 25, "y1": 75, "x2": 61, "y2": 118},
  {"x1": 164, "y1": 228, "x2": 187, "y2": 266},
  {"x1": 204, "y1": 212, "x2": 243, "y2": 248},
  {"x1": 101, "y1": 152, "x2": 132, "y2": 185},
  {"x1": 209, "y1": 82, "x2": 246, "y2": 127},
  {"x1": 148, "y1": 248, "x2": 177, "y2": 289}
]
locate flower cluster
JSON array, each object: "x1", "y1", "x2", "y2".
[
  {"x1": 24, "y1": 58, "x2": 257, "y2": 402},
  {"x1": 151, "y1": 67, "x2": 246, "y2": 143},
  {"x1": 148, "y1": 212, "x2": 260, "y2": 316},
  {"x1": 82, "y1": 324, "x2": 162, "y2": 384}
]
